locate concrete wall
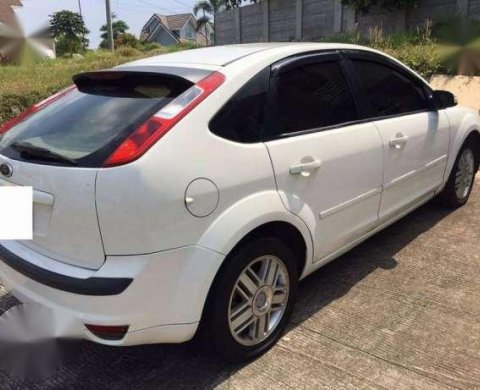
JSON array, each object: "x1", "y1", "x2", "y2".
[
  {"x1": 430, "y1": 75, "x2": 480, "y2": 110},
  {"x1": 216, "y1": 0, "x2": 480, "y2": 44}
]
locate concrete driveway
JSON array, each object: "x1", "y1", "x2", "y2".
[{"x1": 0, "y1": 175, "x2": 479, "y2": 389}]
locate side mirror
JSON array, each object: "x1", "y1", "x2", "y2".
[{"x1": 431, "y1": 90, "x2": 458, "y2": 110}]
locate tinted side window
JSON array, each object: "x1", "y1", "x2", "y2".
[
  {"x1": 275, "y1": 61, "x2": 357, "y2": 135},
  {"x1": 210, "y1": 68, "x2": 269, "y2": 143},
  {"x1": 352, "y1": 60, "x2": 428, "y2": 118}
]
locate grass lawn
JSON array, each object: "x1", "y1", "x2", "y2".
[{"x1": 0, "y1": 45, "x2": 193, "y2": 124}]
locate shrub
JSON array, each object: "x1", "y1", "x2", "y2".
[
  {"x1": 316, "y1": 22, "x2": 440, "y2": 78},
  {"x1": 0, "y1": 45, "x2": 192, "y2": 125},
  {"x1": 146, "y1": 48, "x2": 169, "y2": 57},
  {"x1": 115, "y1": 47, "x2": 142, "y2": 57},
  {"x1": 115, "y1": 33, "x2": 140, "y2": 49},
  {"x1": 385, "y1": 43, "x2": 441, "y2": 78},
  {"x1": 140, "y1": 42, "x2": 162, "y2": 52}
]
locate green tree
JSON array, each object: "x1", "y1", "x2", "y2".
[
  {"x1": 100, "y1": 17, "x2": 129, "y2": 49},
  {"x1": 49, "y1": 10, "x2": 89, "y2": 55},
  {"x1": 115, "y1": 32, "x2": 140, "y2": 49}
]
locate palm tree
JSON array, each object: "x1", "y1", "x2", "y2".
[{"x1": 193, "y1": 0, "x2": 224, "y2": 46}]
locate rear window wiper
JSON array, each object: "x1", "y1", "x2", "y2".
[{"x1": 10, "y1": 142, "x2": 78, "y2": 166}]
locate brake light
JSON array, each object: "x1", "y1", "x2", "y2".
[
  {"x1": 0, "y1": 86, "x2": 76, "y2": 134},
  {"x1": 103, "y1": 71, "x2": 226, "y2": 167}
]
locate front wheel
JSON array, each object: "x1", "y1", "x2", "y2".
[
  {"x1": 197, "y1": 238, "x2": 298, "y2": 362},
  {"x1": 439, "y1": 143, "x2": 477, "y2": 208}
]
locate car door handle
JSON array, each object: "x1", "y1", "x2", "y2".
[
  {"x1": 289, "y1": 159, "x2": 322, "y2": 176},
  {"x1": 389, "y1": 134, "x2": 409, "y2": 149}
]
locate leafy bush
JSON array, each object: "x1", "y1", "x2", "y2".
[
  {"x1": 140, "y1": 42, "x2": 162, "y2": 52},
  {"x1": 385, "y1": 44, "x2": 441, "y2": 78},
  {"x1": 115, "y1": 33, "x2": 140, "y2": 49},
  {"x1": 0, "y1": 46, "x2": 188, "y2": 125},
  {"x1": 116, "y1": 47, "x2": 142, "y2": 57},
  {"x1": 317, "y1": 22, "x2": 440, "y2": 78}
]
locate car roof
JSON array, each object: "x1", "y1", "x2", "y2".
[{"x1": 118, "y1": 43, "x2": 374, "y2": 69}]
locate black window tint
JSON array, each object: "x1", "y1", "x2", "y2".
[
  {"x1": 352, "y1": 60, "x2": 428, "y2": 117},
  {"x1": 210, "y1": 68, "x2": 269, "y2": 143},
  {"x1": 0, "y1": 72, "x2": 192, "y2": 167},
  {"x1": 275, "y1": 61, "x2": 357, "y2": 135}
]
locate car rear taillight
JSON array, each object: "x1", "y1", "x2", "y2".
[
  {"x1": 103, "y1": 71, "x2": 226, "y2": 167},
  {"x1": 0, "y1": 86, "x2": 76, "y2": 134}
]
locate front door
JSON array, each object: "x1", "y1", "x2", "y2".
[
  {"x1": 347, "y1": 57, "x2": 450, "y2": 219},
  {"x1": 264, "y1": 54, "x2": 384, "y2": 262}
]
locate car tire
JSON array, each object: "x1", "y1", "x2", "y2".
[
  {"x1": 438, "y1": 141, "x2": 478, "y2": 208},
  {"x1": 196, "y1": 237, "x2": 298, "y2": 362}
]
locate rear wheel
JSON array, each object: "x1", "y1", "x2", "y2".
[
  {"x1": 439, "y1": 143, "x2": 477, "y2": 208},
  {"x1": 198, "y1": 238, "x2": 298, "y2": 362}
]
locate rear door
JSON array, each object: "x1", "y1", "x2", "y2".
[
  {"x1": 264, "y1": 53, "x2": 384, "y2": 262},
  {"x1": 345, "y1": 52, "x2": 450, "y2": 219},
  {"x1": 0, "y1": 71, "x2": 194, "y2": 269}
]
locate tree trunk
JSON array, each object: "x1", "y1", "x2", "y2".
[
  {"x1": 213, "y1": 10, "x2": 216, "y2": 46},
  {"x1": 203, "y1": 10, "x2": 208, "y2": 46}
]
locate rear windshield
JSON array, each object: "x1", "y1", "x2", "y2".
[{"x1": 0, "y1": 72, "x2": 192, "y2": 167}]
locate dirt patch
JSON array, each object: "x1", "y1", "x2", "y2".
[{"x1": 431, "y1": 75, "x2": 480, "y2": 111}]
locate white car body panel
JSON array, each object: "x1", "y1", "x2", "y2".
[
  {"x1": 265, "y1": 123, "x2": 384, "y2": 261},
  {"x1": 0, "y1": 43, "x2": 478, "y2": 346},
  {"x1": 375, "y1": 111, "x2": 451, "y2": 218},
  {"x1": 0, "y1": 160, "x2": 104, "y2": 269}
]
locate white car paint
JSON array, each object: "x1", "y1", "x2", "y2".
[{"x1": 0, "y1": 43, "x2": 478, "y2": 345}]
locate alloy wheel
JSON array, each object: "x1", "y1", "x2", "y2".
[
  {"x1": 228, "y1": 255, "x2": 289, "y2": 346},
  {"x1": 455, "y1": 148, "x2": 475, "y2": 200}
]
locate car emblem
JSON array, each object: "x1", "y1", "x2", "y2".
[{"x1": 0, "y1": 163, "x2": 13, "y2": 177}]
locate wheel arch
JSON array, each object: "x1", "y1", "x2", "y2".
[
  {"x1": 444, "y1": 108, "x2": 480, "y2": 182},
  {"x1": 198, "y1": 191, "x2": 314, "y2": 277},
  {"x1": 464, "y1": 129, "x2": 480, "y2": 171},
  {"x1": 196, "y1": 192, "x2": 314, "y2": 334}
]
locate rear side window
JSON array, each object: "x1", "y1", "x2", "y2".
[
  {"x1": 274, "y1": 61, "x2": 357, "y2": 136},
  {"x1": 352, "y1": 60, "x2": 429, "y2": 118},
  {"x1": 209, "y1": 68, "x2": 269, "y2": 143},
  {"x1": 0, "y1": 72, "x2": 192, "y2": 167}
]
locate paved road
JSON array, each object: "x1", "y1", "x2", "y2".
[{"x1": 0, "y1": 176, "x2": 479, "y2": 389}]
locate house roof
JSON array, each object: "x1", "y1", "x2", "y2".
[
  {"x1": 156, "y1": 13, "x2": 194, "y2": 31},
  {"x1": 0, "y1": 0, "x2": 22, "y2": 32}
]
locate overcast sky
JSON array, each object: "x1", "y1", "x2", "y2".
[{"x1": 14, "y1": 0, "x2": 198, "y2": 48}]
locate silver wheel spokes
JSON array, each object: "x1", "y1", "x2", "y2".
[
  {"x1": 455, "y1": 149, "x2": 475, "y2": 200},
  {"x1": 228, "y1": 256, "x2": 289, "y2": 346}
]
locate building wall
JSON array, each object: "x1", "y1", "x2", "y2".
[
  {"x1": 216, "y1": 0, "x2": 480, "y2": 44},
  {"x1": 149, "y1": 24, "x2": 178, "y2": 46}
]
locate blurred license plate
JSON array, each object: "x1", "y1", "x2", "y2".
[{"x1": 0, "y1": 186, "x2": 33, "y2": 240}]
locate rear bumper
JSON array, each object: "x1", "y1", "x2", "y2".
[
  {"x1": 0, "y1": 241, "x2": 225, "y2": 346},
  {"x1": 0, "y1": 245, "x2": 132, "y2": 296}
]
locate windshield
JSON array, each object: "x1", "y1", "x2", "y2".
[{"x1": 0, "y1": 72, "x2": 193, "y2": 167}]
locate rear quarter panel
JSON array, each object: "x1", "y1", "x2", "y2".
[{"x1": 95, "y1": 65, "x2": 281, "y2": 256}]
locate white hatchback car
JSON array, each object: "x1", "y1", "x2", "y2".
[{"x1": 0, "y1": 43, "x2": 478, "y2": 361}]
